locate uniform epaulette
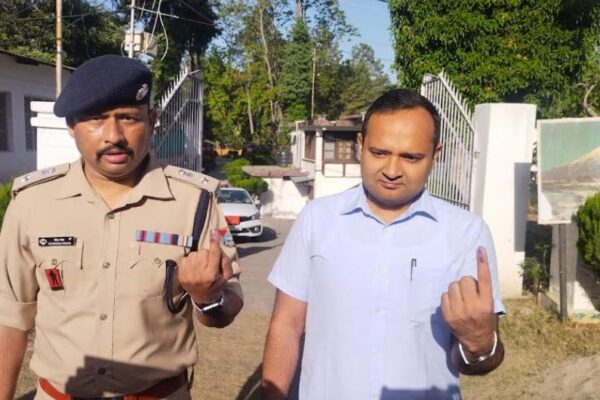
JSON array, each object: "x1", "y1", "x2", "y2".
[
  {"x1": 11, "y1": 163, "x2": 70, "y2": 198},
  {"x1": 164, "y1": 166, "x2": 220, "y2": 193}
]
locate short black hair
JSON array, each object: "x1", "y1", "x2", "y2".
[{"x1": 362, "y1": 88, "x2": 441, "y2": 147}]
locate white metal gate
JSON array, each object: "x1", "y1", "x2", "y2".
[
  {"x1": 153, "y1": 65, "x2": 204, "y2": 171},
  {"x1": 421, "y1": 71, "x2": 477, "y2": 210}
]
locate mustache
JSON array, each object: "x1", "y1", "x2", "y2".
[{"x1": 96, "y1": 144, "x2": 133, "y2": 159}]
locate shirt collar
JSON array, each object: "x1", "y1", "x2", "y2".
[
  {"x1": 56, "y1": 154, "x2": 173, "y2": 203},
  {"x1": 127, "y1": 155, "x2": 173, "y2": 203},
  {"x1": 340, "y1": 184, "x2": 438, "y2": 223}
]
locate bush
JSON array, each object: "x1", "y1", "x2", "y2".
[
  {"x1": 576, "y1": 193, "x2": 600, "y2": 277},
  {"x1": 223, "y1": 158, "x2": 250, "y2": 177},
  {"x1": 223, "y1": 158, "x2": 268, "y2": 198},
  {"x1": 0, "y1": 180, "x2": 12, "y2": 229},
  {"x1": 235, "y1": 177, "x2": 268, "y2": 196}
]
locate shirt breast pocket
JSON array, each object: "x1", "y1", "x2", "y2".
[
  {"x1": 121, "y1": 242, "x2": 186, "y2": 298},
  {"x1": 35, "y1": 242, "x2": 85, "y2": 297},
  {"x1": 407, "y1": 255, "x2": 448, "y2": 324}
]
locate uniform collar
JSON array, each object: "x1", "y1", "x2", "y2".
[
  {"x1": 126, "y1": 155, "x2": 174, "y2": 204},
  {"x1": 341, "y1": 184, "x2": 438, "y2": 223},
  {"x1": 56, "y1": 154, "x2": 173, "y2": 203}
]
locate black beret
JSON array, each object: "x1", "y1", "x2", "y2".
[{"x1": 54, "y1": 54, "x2": 153, "y2": 119}]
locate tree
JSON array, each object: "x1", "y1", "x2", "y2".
[
  {"x1": 113, "y1": 0, "x2": 219, "y2": 97},
  {"x1": 280, "y1": 18, "x2": 312, "y2": 122},
  {"x1": 339, "y1": 43, "x2": 391, "y2": 115},
  {"x1": 0, "y1": 0, "x2": 122, "y2": 67},
  {"x1": 389, "y1": 0, "x2": 600, "y2": 117}
]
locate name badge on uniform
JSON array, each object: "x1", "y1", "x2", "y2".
[
  {"x1": 38, "y1": 237, "x2": 76, "y2": 247},
  {"x1": 44, "y1": 269, "x2": 64, "y2": 290}
]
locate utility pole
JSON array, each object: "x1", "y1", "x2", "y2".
[
  {"x1": 311, "y1": 47, "x2": 316, "y2": 120},
  {"x1": 55, "y1": 0, "x2": 63, "y2": 97},
  {"x1": 128, "y1": 0, "x2": 136, "y2": 57}
]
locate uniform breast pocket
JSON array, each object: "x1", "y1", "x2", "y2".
[
  {"x1": 35, "y1": 242, "x2": 85, "y2": 297},
  {"x1": 407, "y1": 255, "x2": 448, "y2": 324},
  {"x1": 121, "y1": 242, "x2": 186, "y2": 298}
]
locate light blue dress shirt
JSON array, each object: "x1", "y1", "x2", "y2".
[{"x1": 268, "y1": 185, "x2": 505, "y2": 400}]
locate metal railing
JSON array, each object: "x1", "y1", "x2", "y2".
[
  {"x1": 421, "y1": 71, "x2": 476, "y2": 210},
  {"x1": 153, "y1": 65, "x2": 204, "y2": 171}
]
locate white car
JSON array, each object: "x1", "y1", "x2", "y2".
[{"x1": 217, "y1": 187, "x2": 263, "y2": 238}]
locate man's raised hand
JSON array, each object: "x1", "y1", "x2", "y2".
[
  {"x1": 179, "y1": 229, "x2": 233, "y2": 305},
  {"x1": 441, "y1": 247, "x2": 496, "y2": 357}
]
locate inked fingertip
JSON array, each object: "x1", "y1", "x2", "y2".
[{"x1": 477, "y1": 247, "x2": 489, "y2": 265}]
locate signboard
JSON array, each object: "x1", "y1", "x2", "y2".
[{"x1": 538, "y1": 118, "x2": 600, "y2": 224}]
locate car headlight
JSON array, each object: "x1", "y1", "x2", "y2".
[{"x1": 250, "y1": 211, "x2": 261, "y2": 220}]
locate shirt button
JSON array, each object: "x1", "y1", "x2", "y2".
[
  {"x1": 51, "y1": 258, "x2": 58, "y2": 266},
  {"x1": 102, "y1": 261, "x2": 111, "y2": 269},
  {"x1": 98, "y1": 368, "x2": 106, "y2": 375},
  {"x1": 107, "y1": 213, "x2": 115, "y2": 220},
  {"x1": 99, "y1": 314, "x2": 108, "y2": 321},
  {"x1": 154, "y1": 257, "x2": 162, "y2": 265}
]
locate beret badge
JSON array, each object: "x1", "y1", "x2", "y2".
[{"x1": 136, "y1": 83, "x2": 149, "y2": 101}]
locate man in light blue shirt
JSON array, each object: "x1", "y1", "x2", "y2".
[{"x1": 262, "y1": 89, "x2": 505, "y2": 400}]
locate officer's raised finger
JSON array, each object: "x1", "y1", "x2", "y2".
[
  {"x1": 206, "y1": 229, "x2": 222, "y2": 271},
  {"x1": 220, "y1": 253, "x2": 234, "y2": 281}
]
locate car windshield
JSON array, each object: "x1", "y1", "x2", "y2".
[{"x1": 218, "y1": 189, "x2": 253, "y2": 204}]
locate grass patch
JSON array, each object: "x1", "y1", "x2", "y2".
[{"x1": 462, "y1": 297, "x2": 600, "y2": 399}]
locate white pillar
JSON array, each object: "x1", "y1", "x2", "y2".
[{"x1": 472, "y1": 103, "x2": 537, "y2": 298}]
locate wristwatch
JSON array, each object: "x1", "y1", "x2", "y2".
[
  {"x1": 458, "y1": 331, "x2": 498, "y2": 365},
  {"x1": 192, "y1": 294, "x2": 225, "y2": 315}
]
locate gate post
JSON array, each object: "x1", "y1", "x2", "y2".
[{"x1": 472, "y1": 103, "x2": 537, "y2": 298}]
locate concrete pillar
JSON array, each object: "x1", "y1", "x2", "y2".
[{"x1": 472, "y1": 103, "x2": 537, "y2": 298}]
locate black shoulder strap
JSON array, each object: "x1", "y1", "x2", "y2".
[
  {"x1": 164, "y1": 189, "x2": 212, "y2": 314},
  {"x1": 191, "y1": 190, "x2": 211, "y2": 251}
]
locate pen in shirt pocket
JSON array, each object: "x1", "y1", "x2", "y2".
[{"x1": 410, "y1": 258, "x2": 417, "y2": 281}]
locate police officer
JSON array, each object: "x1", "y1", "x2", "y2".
[{"x1": 0, "y1": 55, "x2": 243, "y2": 400}]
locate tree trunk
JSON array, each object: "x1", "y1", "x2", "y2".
[
  {"x1": 246, "y1": 84, "x2": 255, "y2": 137},
  {"x1": 257, "y1": 2, "x2": 282, "y2": 141},
  {"x1": 583, "y1": 83, "x2": 598, "y2": 117}
]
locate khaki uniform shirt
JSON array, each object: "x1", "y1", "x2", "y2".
[{"x1": 0, "y1": 156, "x2": 242, "y2": 397}]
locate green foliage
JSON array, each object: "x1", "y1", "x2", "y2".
[
  {"x1": 280, "y1": 18, "x2": 313, "y2": 122},
  {"x1": 0, "y1": 180, "x2": 12, "y2": 230},
  {"x1": 389, "y1": 0, "x2": 600, "y2": 117},
  {"x1": 0, "y1": 0, "x2": 123, "y2": 67},
  {"x1": 234, "y1": 177, "x2": 268, "y2": 197},
  {"x1": 339, "y1": 43, "x2": 391, "y2": 115},
  {"x1": 246, "y1": 151, "x2": 275, "y2": 166},
  {"x1": 224, "y1": 158, "x2": 250, "y2": 179},
  {"x1": 222, "y1": 158, "x2": 268, "y2": 196},
  {"x1": 576, "y1": 193, "x2": 600, "y2": 277},
  {"x1": 520, "y1": 242, "x2": 552, "y2": 294}
]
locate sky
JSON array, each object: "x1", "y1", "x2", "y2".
[
  {"x1": 337, "y1": 0, "x2": 396, "y2": 82},
  {"x1": 90, "y1": 0, "x2": 396, "y2": 80}
]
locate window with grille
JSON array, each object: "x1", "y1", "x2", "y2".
[
  {"x1": 0, "y1": 92, "x2": 10, "y2": 151},
  {"x1": 24, "y1": 96, "x2": 51, "y2": 151},
  {"x1": 323, "y1": 132, "x2": 358, "y2": 163}
]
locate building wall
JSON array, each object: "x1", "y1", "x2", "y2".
[
  {"x1": 473, "y1": 103, "x2": 537, "y2": 298},
  {"x1": 314, "y1": 173, "x2": 361, "y2": 198},
  {"x1": 31, "y1": 101, "x2": 78, "y2": 169},
  {"x1": 0, "y1": 54, "x2": 71, "y2": 181},
  {"x1": 322, "y1": 163, "x2": 360, "y2": 177},
  {"x1": 260, "y1": 177, "x2": 310, "y2": 218}
]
